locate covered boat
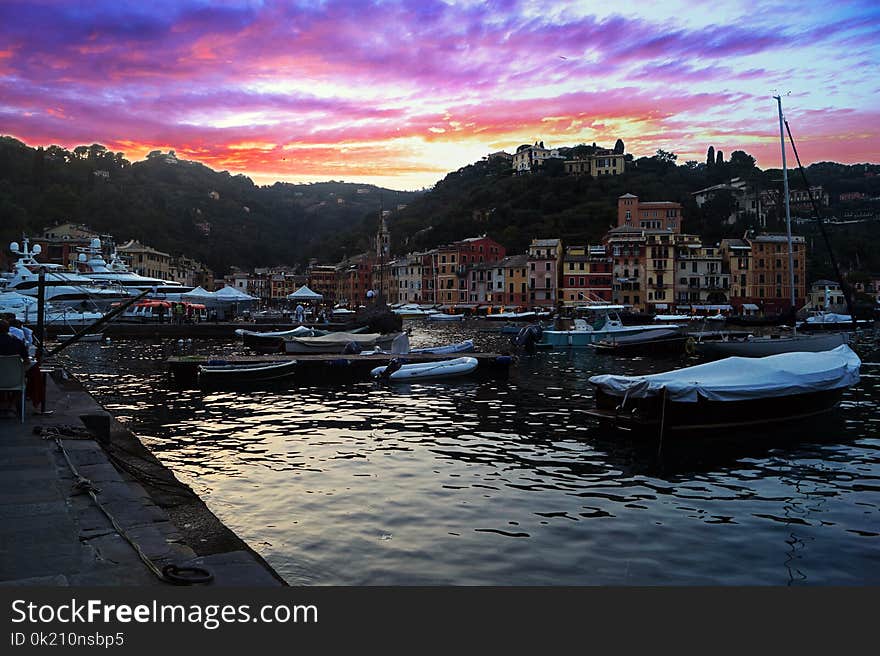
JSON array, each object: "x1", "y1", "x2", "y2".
[
  {"x1": 586, "y1": 345, "x2": 861, "y2": 433},
  {"x1": 282, "y1": 331, "x2": 406, "y2": 354},
  {"x1": 485, "y1": 311, "x2": 536, "y2": 322},
  {"x1": 371, "y1": 356, "x2": 478, "y2": 381},
  {"x1": 426, "y1": 312, "x2": 464, "y2": 322},
  {"x1": 198, "y1": 359, "x2": 298, "y2": 383},
  {"x1": 409, "y1": 339, "x2": 474, "y2": 354},
  {"x1": 236, "y1": 326, "x2": 329, "y2": 351}
]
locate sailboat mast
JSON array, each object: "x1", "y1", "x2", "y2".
[{"x1": 774, "y1": 95, "x2": 796, "y2": 311}]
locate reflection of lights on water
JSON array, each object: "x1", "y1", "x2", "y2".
[{"x1": 61, "y1": 329, "x2": 880, "y2": 586}]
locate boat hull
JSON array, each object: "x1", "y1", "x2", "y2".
[
  {"x1": 694, "y1": 332, "x2": 850, "y2": 358},
  {"x1": 539, "y1": 325, "x2": 678, "y2": 348},
  {"x1": 198, "y1": 360, "x2": 298, "y2": 383},
  {"x1": 587, "y1": 386, "x2": 846, "y2": 434},
  {"x1": 371, "y1": 357, "x2": 478, "y2": 381}
]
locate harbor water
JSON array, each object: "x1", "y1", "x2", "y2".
[{"x1": 58, "y1": 322, "x2": 880, "y2": 585}]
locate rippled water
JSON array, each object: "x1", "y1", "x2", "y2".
[{"x1": 59, "y1": 322, "x2": 880, "y2": 585}]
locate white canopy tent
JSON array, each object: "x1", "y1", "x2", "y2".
[
  {"x1": 180, "y1": 286, "x2": 216, "y2": 301},
  {"x1": 288, "y1": 285, "x2": 323, "y2": 301},
  {"x1": 214, "y1": 285, "x2": 258, "y2": 302}
]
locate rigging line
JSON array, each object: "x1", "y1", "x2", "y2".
[{"x1": 783, "y1": 119, "x2": 859, "y2": 333}]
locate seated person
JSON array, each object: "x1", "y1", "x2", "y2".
[{"x1": 0, "y1": 320, "x2": 28, "y2": 361}]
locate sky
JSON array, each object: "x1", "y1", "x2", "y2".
[{"x1": 1, "y1": 0, "x2": 878, "y2": 190}]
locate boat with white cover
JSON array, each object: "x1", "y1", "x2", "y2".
[
  {"x1": 282, "y1": 331, "x2": 406, "y2": 354},
  {"x1": 587, "y1": 344, "x2": 860, "y2": 433},
  {"x1": 371, "y1": 356, "x2": 478, "y2": 381},
  {"x1": 426, "y1": 312, "x2": 464, "y2": 322}
]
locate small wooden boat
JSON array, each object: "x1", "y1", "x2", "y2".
[
  {"x1": 371, "y1": 356, "x2": 478, "y2": 381},
  {"x1": 426, "y1": 312, "x2": 464, "y2": 322},
  {"x1": 409, "y1": 339, "x2": 474, "y2": 354},
  {"x1": 586, "y1": 345, "x2": 860, "y2": 434},
  {"x1": 198, "y1": 359, "x2": 298, "y2": 383}
]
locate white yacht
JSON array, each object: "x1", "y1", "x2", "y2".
[
  {"x1": 4, "y1": 238, "x2": 129, "y2": 311},
  {"x1": 76, "y1": 239, "x2": 194, "y2": 301}
]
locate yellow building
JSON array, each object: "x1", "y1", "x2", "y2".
[{"x1": 116, "y1": 240, "x2": 172, "y2": 280}]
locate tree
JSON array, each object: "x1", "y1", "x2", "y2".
[
  {"x1": 716, "y1": 150, "x2": 724, "y2": 165},
  {"x1": 707, "y1": 146, "x2": 715, "y2": 167},
  {"x1": 655, "y1": 149, "x2": 677, "y2": 165},
  {"x1": 614, "y1": 138, "x2": 625, "y2": 154}
]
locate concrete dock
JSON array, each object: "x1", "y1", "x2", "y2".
[{"x1": 0, "y1": 371, "x2": 284, "y2": 586}]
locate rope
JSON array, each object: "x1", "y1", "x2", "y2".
[{"x1": 54, "y1": 436, "x2": 213, "y2": 585}]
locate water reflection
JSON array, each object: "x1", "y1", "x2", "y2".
[{"x1": 57, "y1": 322, "x2": 880, "y2": 585}]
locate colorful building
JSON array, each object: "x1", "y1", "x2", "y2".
[
  {"x1": 560, "y1": 245, "x2": 613, "y2": 305},
  {"x1": 527, "y1": 238, "x2": 563, "y2": 307}
]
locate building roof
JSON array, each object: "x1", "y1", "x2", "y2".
[
  {"x1": 750, "y1": 233, "x2": 806, "y2": 243},
  {"x1": 811, "y1": 279, "x2": 840, "y2": 287},
  {"x1": 530, "y1": 238, "x2": 560, "y2": 247},
  {"x1": 639, "y1": 201, "x2": 682, "y2": 207},
  {"x1": 498, "y1": 254, "x2": 528, "y2": 268},
  {"x1": 619, "y1": 193, "x2": 638, "y2": 199},
  {"x1": 117, "y1": 239, "x2": 170, "y2": 257}
]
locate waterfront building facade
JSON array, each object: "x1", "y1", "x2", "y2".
[
  {"x1": 560, "y1": 245, "x2": 613, "y2": 305},
  {"x1": 527, "y1": 238, "x2": 563, "y2": 307}
]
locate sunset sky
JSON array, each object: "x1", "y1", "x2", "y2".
[{"x1": 2, "y1": 0, "x2": 878, "y2": 190}]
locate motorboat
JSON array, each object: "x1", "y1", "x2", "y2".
[
  {"x1": 393, "y1": 304, "x2": 438, "y2": 318},
  {"x1": 371, "y1": 356, "x2": 478, "y2": 381},
  {"x1": 56, "y1": 333, "x2": 104, "y2": 342},
  {"x1": 485, "y1": 311, "x2": 536, "y2": 322},
  {"x1": 198, "y1": 359, "x2": 298, "y2": 383},
  {"x1": 409, "y1": 340, "x2": 474, "y2": 354},
  {"x1": 539, "y1": 305, "x2": 680, "y2": 348},
  {"x1": 75, "y1": 239, "x2": 194, "y2": 300},
  {"x1": 692, "y1": 330, "x2": 850, "y2": 359},
  {"x1": 282, "y1": 331, "x2": 406, "y2": 354},
  {"x1": 800, "y1": 312, "x2": 870, "y2": 330},
  {"x1": 4, "y1": 238, "x2": 129, "y2": 310},
  {"x1": 426, "y1": 312, "x2": 464, "y2": 322},
  {"x1": 591, "y1": 328, "x2": 687, "y2": 354},
  {"x1": 586, "y1": 344, "x2": 860, "y2": 433}
]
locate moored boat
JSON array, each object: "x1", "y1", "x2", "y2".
[
  {"x1": 409, "y1": 339, "x2": 474, "y2": 354},
  {"x1": 591, "y1": 328, "x2": 686, "y2": 354},
  {"x1": 282, "y1": 331, "x2": 406, "y2": 354},
  {"x1": 426, "y1": 312, "x2": 464, "y2": 322},
  {"x1": 371, "y1": 356, "x2": 478, "y2": 381},
  {"x1": 693, "y1": 330, "x2": 850, "y2": 359},
  {"x1": 197, "y1": 359, "x2": 298, "y2": 383},
  {"x1": 539, "y1": 305, "x2": 680, "y2": 348},
  {"x1": 586, "y1": 345, "x2": 860, "y2": 433}
]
